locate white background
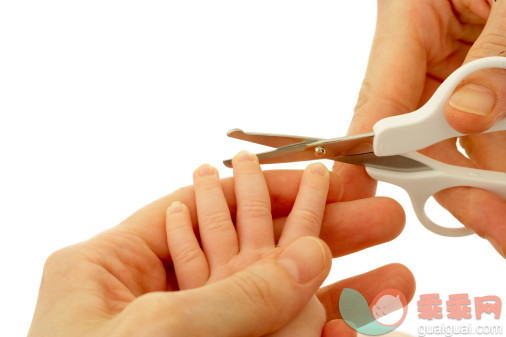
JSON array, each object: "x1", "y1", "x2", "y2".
[{"x1": 0, "y1": 1, "x2": 504, "y2": 336}]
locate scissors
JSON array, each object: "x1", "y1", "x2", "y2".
[{"x1": 223, "y1": 56, "x2": 506, "y2": 237}]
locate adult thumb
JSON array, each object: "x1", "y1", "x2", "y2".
[
  {"x1": 118, "y1": 237, "x2": 331, "y2": 337},
  {"x1": 445, "y1": 0, "x2": 506, "y2": 134}
]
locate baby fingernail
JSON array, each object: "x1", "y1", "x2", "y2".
[
  {"x1": 310, "y1": 162, "x2": 327, "y2": 176},
  {"x1": 277, "y1": 237, "x2": 326, "y2": 284},
  {"x1": 198, "y1": 164, "x2": 214, "y2": 176},
  {"x1": 449, "y1": 84, "x2": 496, "y2": 117},
  {"x1": 236, "y1": 150, "x2": 255, "y2": 162},
  {"x1": 169, "y1": 201, "x2": 183, "y2": 213}
]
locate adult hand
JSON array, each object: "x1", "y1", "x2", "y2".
[
  {"x1": 28, "y1": 170, "x2": 415, "y2": 337},
  {"x1": 335, "y1": 0, "x2": 506, "y2": 256}
]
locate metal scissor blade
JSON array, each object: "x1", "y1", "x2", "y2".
[
  {"x1": 333, "y1": 152, "x2": 431, "y2": 172},
  {"x1": 223, "y1": 141, "x2": 309, "y2": 168},
  {"x1": 223, "y1": 132, "x2": 375, "y2": 167},
  {"x1": 226, "y1": 128, "x2": 322, "y2": 147},
  {"x1": 307, "y1": 132, "x2": 375, "y2": 158}
]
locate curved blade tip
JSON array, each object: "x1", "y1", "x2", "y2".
[{"x1": 226, "y1": 128, "x2": 244, "y2": 137}]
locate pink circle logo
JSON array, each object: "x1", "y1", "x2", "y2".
[{"x1": 370, "y1": 289, "x2": 408, "y2": 327}]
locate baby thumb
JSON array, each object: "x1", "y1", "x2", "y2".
[
  {"x1": 181, "y1": 237, "x2": 331, "y2": 337},
  {"x1": 121, "y1": 237, "x2": 331, "y2": 337},
  {"x1": 445, "y1": 1, "x2": 506, "y2": 134}
]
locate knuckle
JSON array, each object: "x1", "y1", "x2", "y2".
[
  {"x1": 43, "y1": 247, "x2": 75, "y2": 273},
  {"x1": 240, "y1": 199, "x2": 271, "y2": 218},
  {"x1": 472, "y1": 30, "x2": 506, "y2": 56},
  {"x1": 172, "y1": 241, "x2": 202, "y2": 265},
  {"x1": 355, "y1": 85, "x2": 414, "y2": 122},
  {"x1": 41, "y1": 246, "x2": 87, "y2": 290},
  {"x1": 292, "y1": 208, "x2": 323, "y2": 229},
  {"x1": 202, "y1": 211, "x2": 232, "y2": 232},
  {"x1": 44, "y1": 248, "x2": 66, "y2": 269}
]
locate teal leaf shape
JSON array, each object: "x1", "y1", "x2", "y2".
[{"x1": 339, "y1": 288, "x2": 399, "y2": 336}]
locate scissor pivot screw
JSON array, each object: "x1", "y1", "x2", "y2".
[{"x1": 314, "y1": 146, "x2": 326, "y2": 157}]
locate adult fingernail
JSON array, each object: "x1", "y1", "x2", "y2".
[
  {"x1": 310, "y1": 162, "x2": 327, "y2": 176},
  {"x1": 277, "y1": 237, "x2": 326, "y2": 284},
  {"x1": 236, "y1": 150, "x2": 255, "y2": 162},
  {"x1": 198, "y1": 164, "x2": 214, "y2": 176},
  {"x1": 449, "y1": 84, "x2": 496, "y2": 117},
  {"x1": 169, "y1": 201, "x2": 183, "y2": 213}
]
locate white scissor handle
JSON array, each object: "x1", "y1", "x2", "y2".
[
  {"x1": 373, "y1": 56, "x2": 506, "y2": 156},
  {"x1": 365, "y1": 152, "x2": 506, "y2": 237}
]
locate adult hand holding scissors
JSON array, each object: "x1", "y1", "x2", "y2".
[{"x1": 336, "y1": 0, "x2": 506, "y2": 256}]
